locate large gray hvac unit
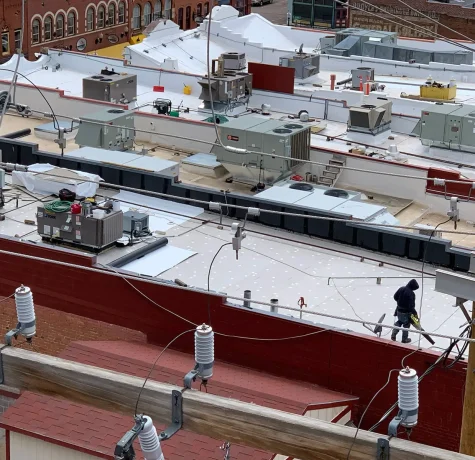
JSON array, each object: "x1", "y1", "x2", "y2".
[
  {"x1": 75, "y1": 108, "x2": 135, "y2": 151},
  {"x1": 222, "y1": 52, "x2": 246, "y2": 71},
  {"x1": 412, "y1": 103, "x2": 475, "y2": 153},
  {"x1": 348, "y1": 99, "x2": 392, "y2": 135},
  {"x1": 279, "y1": 52, "x2": 320, "y2": 79},
  {"x1": 211, "y1": 117, "x2": 311, "y2": 184},
  {"x1": 83, "y1": 71, "x2": 137, "y2": 104},
  {"x1": 37, "y1": 206, "x2": 123, "y2": 251}
]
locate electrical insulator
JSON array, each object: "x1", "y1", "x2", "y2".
[
  {"x1": 398, "y1": 367, "x2": 419, "y2": 428},
  {"x1": 15, "y1": 285, "x2": 36, "y2": 339},
  {"x1": 138, "y1": 416, "x2": 165, "y2": 460},
  {"x1": 195, "y1": 324, "x2": 214, "y2": 381}
]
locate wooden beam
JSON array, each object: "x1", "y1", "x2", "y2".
[{"x1": 0, "y1": 347, "x2": 469, "y2": 460}]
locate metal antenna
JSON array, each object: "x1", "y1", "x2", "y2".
[{"x1": 220, "y1": 441, "x2": 231, "y2": 459}]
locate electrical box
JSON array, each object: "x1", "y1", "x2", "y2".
[
  {"x1": 75, "y1": 108, "x2": 135, "y2": 151},
  {"x1": 420, "y1": 82, "x2": 457, "y2": 100},
  {"x1": 37, "y1": 207, "x2": 123, "y2": 250},
  {"x1": 413, "y1": 104, "x2": 475, "y2": 153},
  {"x1": 279, "y1": 52, "x2": 320, "y2": 79},
  {"x1": 83, "y1": 72, "x2": 137, "y2": 104},
  {"x1": 123, "y1": 211, "x2": 149, "y2": 234}
]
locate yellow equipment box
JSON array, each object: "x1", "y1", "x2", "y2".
[{"x1": 420, "y1": 83, "x2": 456, "y2": 100}]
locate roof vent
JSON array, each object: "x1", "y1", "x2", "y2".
[
  {"x1": 91, "y1": 75, "x2": 104, "y2": 79},
  {"x1": 284, "y1": 124, "x2": 304, "y2": 129},
  {"x1": 324, "y1": 189, "x2": 349, "y2": 198},
  {"x1": 101, "y1": 78, "x2": 113, "y2": 82},
  {"x1": 289, "y1": 183, "x2": 313, "y2": 191},
  {"x1": 361, "y1": 104, "x2": 376, "y2": 109},
  {"x1": 107, "y1": 109, "x2": 125, "y2": 113},
  {"x1": 273, "y1": 128, "x2": 292, "y2": 134}
]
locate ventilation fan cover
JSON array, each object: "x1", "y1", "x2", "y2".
[
  {"x1": 284, "y1": 124, "x2": 304, "y2": 129},
  {"x1": 290, "y1": 183, "x2": 313, "y2": 191},
  {"x1": 324, "y1": 189, "x2": 349, "y2": 198},
  {"x1": 107, "y1": 109, "x2": 125, "y2": 113},
  {"x1": 91, "y1": 75, "x2": 104, "y2": 79},
  {"x1": 273, "y1": 128, "x2": 292, "y2": 134}
]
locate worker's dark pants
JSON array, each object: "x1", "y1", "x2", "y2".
[{"x1": 392, "y1": 311, "x2": 411, "y2": 341}]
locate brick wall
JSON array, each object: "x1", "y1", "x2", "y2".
[
  {"x1": 0, "y1": 238, "x2": 467, "y2": 452},
  {"x1": 0, "y1": 299, "x2": 146, "y2": 357}
]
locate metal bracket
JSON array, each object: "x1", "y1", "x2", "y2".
[
  {"x1": 159, "y1": 390, "x2": 183, "y2": 441},
  {"x1": 376, "y1": 438, "x2": 390, "y2": 460},
  {"x1": 4, "y1": 326, "x2": 19, "y2": 346},
  {"x1": 184, "y1": 364, "x2": 199, "y2": 389}
]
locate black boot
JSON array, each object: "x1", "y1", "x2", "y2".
[
  {"x1": 402, "y1": 338, "x2": 412, "y2": 344},
  {"x1": 391, "y1": 334, "x2": 397, "y2": 341}
]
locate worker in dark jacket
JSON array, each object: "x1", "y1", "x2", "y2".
[{"x1": 391, "y1": 279, "x2": 419, "y2": 344}]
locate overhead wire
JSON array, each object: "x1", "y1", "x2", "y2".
[
  {"x1": 207, "y1": 242, "x2": 232, "y2": 325},
  {"x1": 0, "y1": 248, "x2": 473, "y2": 344},
  {"x1": 0, "y1": 0, "x2": 25, "y2": 130}
]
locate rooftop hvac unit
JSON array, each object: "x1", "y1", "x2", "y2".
[
  {"x1": 83, "y1": 70, "x2": 137, "y2": 104},
  {"x1": 75, "y1": 108, "x2": 135, "y2": 151},
  {"x1": 222, "y1": 52, "x2": 246, "y2": 71},
  {"x1": 348, "y1": 99, "x2": 392, "y2": 135},
  {"x1": 351, "y1": 67, "x2": 374, "y2": 89},
  {"x1": 211, "y1": 117, "x2": 311, "y2": 184},
  {"x1": 279, "y1": 52, "x2": 320, "y2": 79},
  {"x1": 411, "y1": 103, "x2": 475, "y2": 153}
]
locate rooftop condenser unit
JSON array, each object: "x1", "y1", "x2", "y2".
[{"x1": 348, "y1": 99, "x2": 392, "y2": 135}]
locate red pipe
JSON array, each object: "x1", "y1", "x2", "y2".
[{"x1": 330, "y1": 74, "x2": 336, "y2": 90}]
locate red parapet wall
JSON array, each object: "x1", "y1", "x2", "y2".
[
  {"x1": 0, "y1": 239, "x2": 465, "y2": 452},
  {"x1": 427, "y1": 167, "x2": 475, "y2": 200},
  {"x1": 248, "y1": 62, "x2": 295, "y2": 95}
]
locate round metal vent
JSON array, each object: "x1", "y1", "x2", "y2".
[
  {"x1": 101, "y1": 78, "x2": 113, "y2": 82},
  {"x1": 361, "y1": 104, "x2": 375, "y2": 109},
  {"x1": 273, "y1": 128, "x2": 292, "y2": 134},
  {"x1": 324, "y1": 189, "x2": 349, "y2": 198},
  {"x1": 289, "y1": 183, "x2": 313, "y2": 191},
  {"x1": 284, "y1": 124, "x2": 304, "y2": 129},
  {"x1": 107, "y1": 109, "x2": 125, "y2": 113},
  {"x1": 91, "y1": 75, "x2": 104, "y2": 79}
]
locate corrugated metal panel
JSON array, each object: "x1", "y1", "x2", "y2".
[{"x1": 290, "y1": 128, "x2": 310, "y2": 168}]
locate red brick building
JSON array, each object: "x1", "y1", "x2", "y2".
[
  {"x1": 0, "y1": 0, "x2": 216, "y2": 60},
  {"x1": 349, "y1": 0, "x2": 475, "y2": 40}
]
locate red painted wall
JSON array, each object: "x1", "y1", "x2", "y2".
[
  {"x1": 0, "y1": 238, "x2": 465, "y2": 452},
  {"x1": 427, "y1": 167, "x2": 475, "y2": 201},
  {"x1": 248, "y1": 62, "x2": 295, "y2": 95}
]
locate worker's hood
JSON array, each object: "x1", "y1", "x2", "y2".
[{"x1": 407, "y1": 279, "x2": 419, "y2": 291}]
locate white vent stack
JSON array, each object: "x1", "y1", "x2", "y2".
[
  {"x1": 138, "y1": 416, "x2": 165, "y2": 460},
  {"x1": 15, "y1": 285, "x2": 36, "y2": 339},
  {"x1": 195, "y1": 324, "x2": 214, "y2": 380},
  {"x1": 398, "y1": 367, "x2": 419, "y2": 427}
]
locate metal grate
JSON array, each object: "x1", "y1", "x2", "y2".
[{"x1": 290, "y1": 128, "x2": 311, "y2": 168}]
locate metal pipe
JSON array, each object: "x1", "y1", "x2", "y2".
[
  {"x1": 109, "y1": 237, "x2": 169, "y2": 269},
  {"x1": 270, "y1": 298, "x2": 279, "y2": 314},
  {"x1": 330, "y1": 74, "x2": 336, "y2": 90},
  {"x1": 243, "y1": 290, "x2": 251, "y2": 309},
  {"x1": 336, "y1": 77, "x2": 351, "y2": 86},
  {"x1": 1, "y1": 128, "x2": 31, "y2": 139}
]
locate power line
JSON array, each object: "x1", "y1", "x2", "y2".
[
  {"x1": 13, "y1": 169, "x2": 475, "y2": 236},
  {"x1": 0, "y1": 248, "x2": 473, "y2": 344}
]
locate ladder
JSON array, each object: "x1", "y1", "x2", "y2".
[{"x1": 317, "y1": 157, "x2": 345, "y2": 187}]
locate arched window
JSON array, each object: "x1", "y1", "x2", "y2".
[
  {"x1": 56, "y1": 14, "x2": 65, "y2": 38},
  {"x1": 197, "y1": 3, "x2": 202, "y2": 17},
  {"x1": 67, "y1": 11, "x2": 76, "y2": 35},
  {"x1": 144, "y1": 2, "x2": 152, "y2": 25},
  {"x1": 132, "y1": 4, "x2": 141, "y2": 29},
  {"x1": 98, "y1": 5, "x2": 105, "y2": 28},
  {"x1": 86, "y1": 7, "x2": 95, "y2": 31},
  {"x1": 32, "y1": 19, "x2": 40, "y2": 44},
  {"x1": 177, "y1": 7, "x2": 183, "y2": 28},
  {"x1": 153, "y1": 0, "x2": 162, "y2": 19},
  {"x1": 108, "y1": 3, "x2": 116, "y2": 25},
  {"x1": 164, "y1": 0, "x2": 171, "y2": 19},
  {"x1": 118, "y1": 1, "x2": 125, "y2": 23},
  {"x1": 44, "y1": 16, "x2": 53, "y2": 41},
  {"x1": 204, "y1": 2, "x2": 209, "y2": 15}
]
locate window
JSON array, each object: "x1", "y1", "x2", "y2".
[
  {"x1": 132, "y1": 4, "x2": 141, "y2": 29},
  {"x1": 56, "y1": 14, "x2": 64, "y2": 38},
  {"x1": 197, "y1": 3, "x2": 202, "y2": 17},
  {"x1": 153, "y1": 0, "x2": 162, "y2": 19},
  {"x1": 44, "y1": 16, "x2": 53, "y2": 41},
  {"x1": 14, "y1": 29, "x2": 21, "y2": 53},
  {"x1": 185, "y1": 5, "x2": 191, "y2": 29},
  {"x1": 1, "y1": 32, "x2": 9, "y2": 55},
  {"x1": 144, "y1": 2, "x2": 152, "y2": 25},
  {"x1": 164, "y1": 0, "x2": 171, "y2": 18},
  {"x1": 86, "y1": 7, "x2": 95, "y2": 31},
  {"x1": 204, "y1": 2, "x2": 209, "y2": 15},
  {"x1": 177, "y1": 7, "x2": 183, "y2": 28},
  {"x1": 118, "y1": 1, "x2": 125, "y2": 23},
  {"x1": 67, "y1": 11, "x2": 76, "y2": 35},
  {"x1": 98, "y1": 6, "x2": 105, "y2": 28},
  {"x1": 32, "y1": 19, "x2": 40, "y2": 44},
  {"x1": 108, "y1": 3, "x2": 116, "y2": 25}
]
